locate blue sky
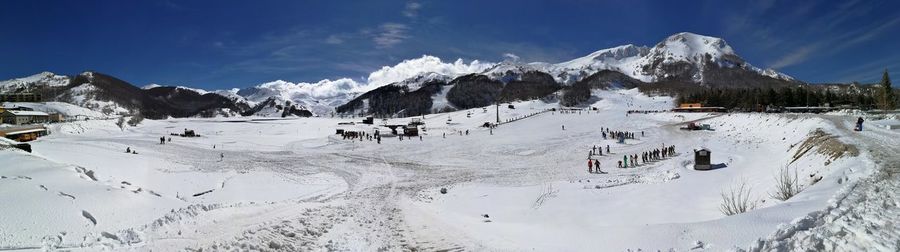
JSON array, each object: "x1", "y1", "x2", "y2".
[{"x1": 1, "y1": 0, "x2": 898, "y2": 89}]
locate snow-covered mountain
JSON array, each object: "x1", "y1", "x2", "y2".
[
  {"x1": 337, "y1": 32, "x2": 802, "y2": 116},
  {"x1": 0, "y1": 71, "x2": 70, "y2": 92},
  {"x1": 484, "y1": 32, "x2": 794, "y2": 85},
  {"x1": 1, "y1": 71, "x2": 249, "y2": 118},
  {"x1": 1, "y1": 32, "x2": 801, "y2": 118}
]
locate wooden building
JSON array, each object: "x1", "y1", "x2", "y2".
[
  {"x1": 672, "y1": 103, "x2": 727, "y2": 113},
  {"x1": 0, "y1": 125, "x2": 48, "y2": 142},
  {"x1": 1, "y1": 110, "x2": 50, "y2": 125},
  {"x1": 0, "y1": 93, "x2": 42, "y2": 102},
  {"x1": 48, "y1": 113, "x2": 65, "y2": 122}
]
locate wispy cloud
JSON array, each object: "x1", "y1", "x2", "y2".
[
  {"x1": 725, "y1": 0, "x2": 898, "y2": 71},
  {"x1": 325, "y1": 34, "x2": 344, "y2": 44},
  {"x1": 403, "y1": 2, "x2": 422, "y2": 18},
  {"x1": 373, "y1": 23, "x2": 410, "y2": 48},
  {"x1": 769, "y1": 15, "x2": 900, "y2": 69},
  {"x1": 844, "y1": 16, "x2": 900, "y2": 45},
  {"x1": 769, "y1": 44, "x2": 819, "y2": 69},
  {"x1": 831, "y1": 56, "x2": 900, "y2": 83}
]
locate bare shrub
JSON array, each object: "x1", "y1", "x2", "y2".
[
  {"x1": 770, "y1": 166, "x2": 803, "y2": 201},
  {"x1": 116, "y1": 116, "x2": 126, "y2": 131},
  {"x1": 127, "y1": 113, "x2": 144, "y2": 126},
  {"x1": 720, "y1": 179, "x2": 758, "y2": 216}
]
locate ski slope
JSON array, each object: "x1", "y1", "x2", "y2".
[{"x1": 0, "y1": 89, "x2": 894, "y2": 251}]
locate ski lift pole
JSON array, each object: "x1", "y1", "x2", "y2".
[{"x1": 496, "y1": 102, "x2": 500, "y2": 123}]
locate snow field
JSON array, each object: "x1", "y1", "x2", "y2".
[{"x1": 0, "y1": 88, "x2": 890, "y2": 250}]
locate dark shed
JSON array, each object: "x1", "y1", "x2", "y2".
[{"x1": 694, "y1": 148, "x2": 712, "y2": 170}]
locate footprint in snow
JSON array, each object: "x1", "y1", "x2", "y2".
[
  {"x1": 81, "y1": 210, "x2": 97, "y2": 225},
  {"x1": 58, "y1": 192, "x2": 76, "y2": 200}
]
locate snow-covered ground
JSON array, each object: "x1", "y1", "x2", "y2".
[
  {"x1": 1, "y1": 89, "x2": 896, "y2": 251},
  {"x1": 2, "y1": 102, "x2": 110, "y2": 119}
]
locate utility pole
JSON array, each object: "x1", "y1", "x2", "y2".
[{"x1": 495, "y1": 103, "x2": 500, "y2": 123}]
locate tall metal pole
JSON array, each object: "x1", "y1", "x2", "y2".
[{"x1": 495, "y1": 103, "x2": 500, "y2": 123}]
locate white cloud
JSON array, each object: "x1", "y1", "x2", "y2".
[
  {"x1": 403, "y1": 2, "x2": 422, "y2": 18},
  {"x1": 373, "y1": 23, "x2": 410, "y2": 48},
  {"x1": 244, "y1": 55, "x2": 494, "y2": 104},
  {"x1": 502, "y1": 53, "x2": 521, "y2": 62},
  {"x1": 252, "y1": 78, "x2": 365, "y2": 100},
  {"x1": 366, "y1": 55, "x2": 493, "y2": 88},
  {"x1": 325, "y1": 34, "x2": 344, "y2": 44}
]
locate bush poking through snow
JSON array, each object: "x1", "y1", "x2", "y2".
[
  {"x1": 770, "y1": 166, "x2": 803, "y2": 201},
  {"x1": 116, "y1": 116, "x2": 126, "y2": 131},
  {"x1": 127, "y1": 113, "x2": 144, "y2": 126},
  {"x1": 720, "y1": 179, "x2": 757, "y2": 216}
]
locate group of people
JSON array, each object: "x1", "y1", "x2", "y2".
[
  {"x1": 601, "y1": 128, "x2": 642, "y2": 140},
  {"x1": 588, "y1": 144, "x2": 610, "y2": 157},
  {"x1": 617, "y1": 145, "x2": 676, "y2": 168},
  {"x1": 345, "y1": 130, "x2": 384, "y2": 144},
  {"x1": 626, "y1": 110, "x2": 667, "y2": 114},
  {"x1": 587, "y1": 158, "x2": 605, "y2": 174},
  {"x1": 158, "y1": 136, "x2": 171, "y2": 145},
  {"x1": 499, "y1": 110, "x2": 547, "y2": 125}
]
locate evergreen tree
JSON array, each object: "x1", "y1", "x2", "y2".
[{"x1": 879, "y1": 70, "x2": 896, "y2": 110}]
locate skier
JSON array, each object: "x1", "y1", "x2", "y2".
[
  {"x1": 641, "y1": 131, "x2": 644, "y2": 137},
  {"x1": 562, "y1": 125, "x2": 565, "y2": 130},
  {"x1": 594, "y1": 159, "x2": 602, "y2": 173},
  {"x1": 126, "y1": 147, "x2": 131, "y2": 153},
  {"x1": 623, "y1": 155, "x2": 628, "y2": 168},
  {"x1": 592, "y1": 145, "x2": 597, "y2": 155},
  {"x1": 606, "y1": 145, "x2": 610, "y2": 154},
  {"x1": 588, "y1": 159, "x2": 593, "y2": 173}
]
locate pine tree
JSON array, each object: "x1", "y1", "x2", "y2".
[{"x1": 879, "y1": 69, "x2": 896, "y2": 110}]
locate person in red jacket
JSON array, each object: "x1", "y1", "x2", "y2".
[{"x1": 588, "y1": 159, "x2": 593, "y2": 173}]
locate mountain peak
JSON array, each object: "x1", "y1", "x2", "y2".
[{"x1": 653, "y1": 32, "x2": 735, "y2": 63}]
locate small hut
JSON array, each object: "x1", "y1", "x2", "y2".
[{"x1": 694, "y1": 148, "x2": 712, "y2": 170}]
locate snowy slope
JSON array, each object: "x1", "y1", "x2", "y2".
[{"x1": 2, "y1": 102, "x2": 108, "y2": 119}]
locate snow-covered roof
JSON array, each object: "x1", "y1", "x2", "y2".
[
  {"x1": 1, "y1": 128, "x2": 46, "y2": 135},
  {"x1": 4, "y1": 110, "x2": 49, "y2": 116}
]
